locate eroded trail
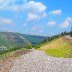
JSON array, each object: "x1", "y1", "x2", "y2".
[{"x1": 9, "y1": 50, "x2": 72, "y2": 72}]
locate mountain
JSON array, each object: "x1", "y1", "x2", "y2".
[
  {"x1": 0, "y1": 32, "x2": 31, "y2": 49},
  {"x1": 22, "y1": 34, "x2": 46, "y2": 45},
  {"x1": 0, "y1": 32, "x2": 46, "y2": 50}
]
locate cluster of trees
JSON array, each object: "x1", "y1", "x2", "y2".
[
  {"x1": 41, "y1": 27, "x2": 72, "y2": 44},
  {"x1": 0, "y1": 45, "x2": 32, "y2": 55},
  {"x1": 42, "y1": 31, "x2": 67, "y2": 43},
  {"x1": 70, "y1": 27, "x2": 72, "y2": 37},
  {"x1": 33, "y1": 28, "x2": 72, "y2": 49}
]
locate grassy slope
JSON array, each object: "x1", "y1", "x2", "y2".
[
  {"x1": 0, "y1": 48, "x2": 27, "y2": 58},
  {"x1": 40, "y1": 37, "x2": 72, "y2": 58}
]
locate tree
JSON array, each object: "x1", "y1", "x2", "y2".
[{"x1": 70, "y1": 27, "x2": 72, "y2": 37}]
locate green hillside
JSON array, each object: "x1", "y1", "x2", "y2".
[
  {"x1": 22, "y1": 34, "x2": 46, "y2": 45},
  {"x1": 0, "y1": 32, "x2": 31, "y2": 49},
  {"x1": 0, "y1": 32, "x2": 46, "y2": 50},
  {"x1": 40, "y1": 36, "x2": 72, "y2": 58}
]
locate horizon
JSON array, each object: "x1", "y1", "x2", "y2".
[
  {"x1": 0, "y1": 0, "x2": 72, "y2": 36},
  {"x1": 0, "y1": 30, "x2": 70, "y2": 37}
]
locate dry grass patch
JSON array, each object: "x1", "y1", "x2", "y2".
[{"x1": 40, "y1": 37, "x2": 72, "y2": 58}]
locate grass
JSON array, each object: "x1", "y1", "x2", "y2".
[
  {"x1": 0, "y1": 47, "x2": 28, "y2": 58},
  {"x1": 40, "y1": 37, "x2": 72, "y2": 58},
  {"x1": 0, "y1": 46, "x2": 29, "y2": 55},
  {"x1": 45, "y1": 43, "x2": 70, "y2": 57}
]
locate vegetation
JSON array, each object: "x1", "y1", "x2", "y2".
[
  {"x1": 70, "y1": 27, "x2": 72, "y2": 37},
  {"x1": 0, "y1": 47, "x2": 30, "y2": 71},
  {"x1": 0, "y1": 46, "x2": 29, "y2": 55},
  {"x1": 0, "y1": 32, "x2": 46, "y2": 49},
  {"x1": 35, "y1": 28, "x2": 72, "y2": 58},
  {"x1": 0, "y1": 47, "x2": 27, "y2": 57},
  {"x1": 33, "y1": 30, "x2": 70, "y2": 49},
  {"x1": 32, "y1": 28, "x2": 72, "y2": 50},
  {"x1": 22, "y1": 34, "x2": 46, "y2": 45},
  {"x1": 0, "y1": 32, "x2": 32, "y2": 49},
  {"x1": 0, "y1": 28, "x2": 72, "y2": 57},
  {"x1": 0, "y1": 32, "x2": 46, "y2": 55},
  {"x1": 42, "y1": 29, "x2": 72, "y2": 44},
  {"x1": 39, "y1": 37, "x2": 72, "y2": 58}
]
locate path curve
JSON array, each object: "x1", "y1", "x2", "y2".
[{"x1": 9, "y1": 50, "x2": 72, "y2": 72}]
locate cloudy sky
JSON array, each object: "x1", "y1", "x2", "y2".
[{"x1": 0, "y1": 0, "x2": 72, "y2": 36}]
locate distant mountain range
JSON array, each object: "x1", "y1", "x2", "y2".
[
  {"x1": 0, "y1": 32, "x2": 46, "y2": 49},
  {"x1": 22, "y1": 34, "x2": 47, "y2": 45}
]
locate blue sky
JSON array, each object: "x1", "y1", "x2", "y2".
[{"x1": 0, "y1": 0, "x2": 72, "y2": 36}]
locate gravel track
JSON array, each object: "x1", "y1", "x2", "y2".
[{"x1": 9, "y1": 50, "x2": 72, "y2": 72}]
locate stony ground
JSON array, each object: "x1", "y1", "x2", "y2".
[
  {"x1": 9, "y1": 50, "x2": 72, "y2": 72},
  {"x1": 0, "y1": 50, "x2": 31, "y2": 72}
]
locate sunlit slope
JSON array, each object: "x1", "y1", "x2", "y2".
[
  {"x1": 0, "y1": 32, "x2": 31, "y2": 49},
  {"x1": 40, "y1": 37, "x2": 72, "y2": 58},
  {"x1": 0, "y1": 32, "x2": 46, "y2": 49}
]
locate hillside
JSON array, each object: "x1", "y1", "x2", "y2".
[
  {"x1": 0, "y1": 32, "x2": 46, "y2": 50},
  {"x1": 0, "y1": 32, "x2": 31, "y2": 50},
  {"x1": 22, "y1": 34, "x2": 46, "y2": 45},
  {"x1": 40, "y1": 36, "x2": 72, "y2": 58}
]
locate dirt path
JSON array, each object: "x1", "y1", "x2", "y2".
[{"x1": 9, "y1": 50, "x2": 72, "y2": 72}]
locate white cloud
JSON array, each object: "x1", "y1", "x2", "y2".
[
  {"x1": 0, "y1": 0, "x2": 27, "y2": 11},
  {"x1": 0, "y1": 0, "x2": 47, "y2": 20},
  {"x1": 46, "y1": 21, "x2": 56, "y2": 26},
  {"x1": 41, "y1": 13, "x2": 47, "y2": 18},
  {"x1": 39, "y1": 29, "x2": 44, "y2": 33},
  {"x1": 0, "y1": 0, "x2": 47, "y2": 27},
  {"x1": 0, "y1": 0, "x2": 47, "y2": 13},
  {"x1": 0, "y1": 0, "x2": 27, "y2": 4},
  {"x1": 23, "y1": 1, "x2": 47, "y2": 13},
  {"x1": 31, "y1": 25, "x2": 44, "y2": 33},
  {"x1": 0, "y1": 0, "x2": 13, "y2": 3},
  {"x1": 61, "y1": 17, "x2": 72, "y2": 28},
  {"x1": 27, "y1": 13, "x2": 40, "y2": 21},
  {"x1": 0, "y1": 17, "x2": 15, "y2": 25},
  {"x1": 49, "y1": 10, "x2": 62, "y2": 15},
  {"x1": 32, "y1": 25, "x2": 40, "y2": 31}
]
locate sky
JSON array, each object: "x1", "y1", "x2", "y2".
[{"x1": 0, "y1": 0, "x2": 72, "y2": 36}]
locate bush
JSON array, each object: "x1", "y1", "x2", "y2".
[{"x1": 0, "y1": 45, "x2": 32, "y2": 55}]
